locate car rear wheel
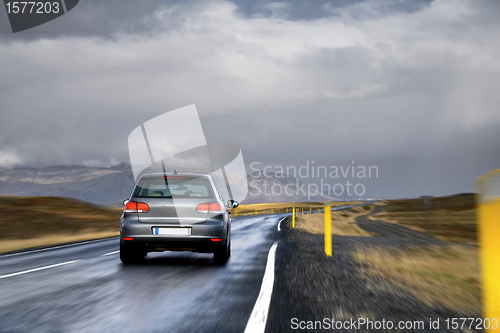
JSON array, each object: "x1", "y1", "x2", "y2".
[
  {"x1": 120, "y1": 243, "x2": 146, "y2": 263},
  {"x1": 214, "y1": 237, "x2": 230, "y2": 265}
]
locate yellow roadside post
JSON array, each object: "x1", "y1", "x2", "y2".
[
  {"x1": 324, "y1": 201, "x2": 332, "y2": 257},
  {"x1": 286, "y1": 208, "x2": 288, "y2": 213},
  {"x1": 255, "y1": 209, "x2": 257, "y2": 215},
  {"x1": 302, "y1": 208, "x2": 304, "y2": 214},
  {"x1": 309, "y1": 208, "x2": 312, "y2": 214},
  {"x1": 271, "y1": 208, "x2": 273, "y2": 214},
  {"x1": 475, "y1": 169, "x2": 500, "y2": 325},
  {"x1": 292, "y1": 207, "x2": 296, "y2": 228}
]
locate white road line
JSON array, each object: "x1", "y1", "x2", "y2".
[
  {"x1": 244, "y1": 241, "x2": 278, "y2": 333},
  {"x1": 277, "y1": 216, "x2": 287, "y2": 231},
  {"x1": 101, "y1": 251, "x2": 119, "y2": 256},
  {"x1": 0, "y1": 237, "x2": 119, "y2": 258},
  {"x1": 0, "y1": 260, "x2": 81, "y2": 279}
]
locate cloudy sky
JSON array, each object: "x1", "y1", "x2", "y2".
[{"x1": 0, "y1": 0, "x2": 499, "y2": 199}]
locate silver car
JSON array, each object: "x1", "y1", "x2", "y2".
[{"x1": 120, "y1": 173, "x2": 239, "y2": 265}]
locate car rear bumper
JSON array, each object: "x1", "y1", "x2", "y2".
[
  {"x1": 120, "y1": 237, "x2": 225, "y2": 253},
  {"x1": 120, "y1": 215, "x2": 228, "y2": 253}
]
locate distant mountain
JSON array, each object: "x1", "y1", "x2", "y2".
[
  {"x1": 0, "y1": 163, "x2": 336, "y2": 205},
  {"x1": 0, "y1": 163, "x2": 135, "y2": 206}
]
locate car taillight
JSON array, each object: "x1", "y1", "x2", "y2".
[
  {"x1": 124, "y1": 201, "x2": 150, "y2": 213},
  {"x1": 197, "y1": 202, "x2": 224, "y2": 214}
]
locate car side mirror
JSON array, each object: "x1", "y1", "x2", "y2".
[
  {"x1": 227, "y1": 200, "x2": 239, "y2": 209},
  {"x1": 123, "y1": 199, "x2": 129, "y2": 206}
]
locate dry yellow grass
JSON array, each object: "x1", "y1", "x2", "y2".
[
  {"x1": 372, "y1": 194, "x2": 477, "y2": 243},
  {"x1": 354, "y1": 245, "x2": 481, "y2": 315},
  {"x1": 0, "y1": 230, "x2": 119, "y2": 254},
  {"x1": 295, "y1": 205, "x2": 375, "y2": 236},
  {"x1": 0, "y1": 196, "x2": 122, "y2": 254}
]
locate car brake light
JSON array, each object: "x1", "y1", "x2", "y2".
[
  {"x1": 197, "y1": 202, "x2": 224, "y2": 214},
  {"x1": 208, "y1": 202, "x2": 223, "y2": 214},
  {"x1": 124, "y1": 201, "x2": 149, "y2": 213},
  {"x1": 136, "y1": 202, "x2": 149, "y2": 213},
  {"x1": 211, "y1": 238, "x2": 222, "y2": 241},
  {"x1": 123, "y1": 237, "x2": 134, "y2": 240}
]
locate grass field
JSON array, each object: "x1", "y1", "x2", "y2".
[
  {"x1": 372, "y1": 193, "x2": 477, "y2": 243},
  {"x1": 294, "y1": 205, "x2": 374, "y2": 236},
  {"x1": 357, "y1": 193, "x2": 481, "y2": 315},
  {"x1": 354, "y1": 244, "x2": 481, "y2": 316},
  {"x1": 0, "y1": 196, "x2": 122, "y2": 254},
  {"x1": 288, "y1": 194, "x2": 481, "y2": 315}
]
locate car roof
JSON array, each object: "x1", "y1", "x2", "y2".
[{"x1": 138, "y1": 173, "x2": 212, "y2": 180}]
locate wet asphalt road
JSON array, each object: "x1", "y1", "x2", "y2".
[{"x1": 0, "y1": 214, "x2": 286, "y2": 333}]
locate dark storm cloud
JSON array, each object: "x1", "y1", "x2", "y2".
[
  {"x1": 0, "y1": 0, "x2": 434, "y2": 40},
  {"x1": 0, "y1": 0, "x2": 499, "y2": 199},
  {"x1": 232, "y1": 0, "x2": 433, "y2": 20}
]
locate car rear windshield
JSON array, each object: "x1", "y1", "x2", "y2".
[{"x1": 133, "y1": 176, "x2": 215, "y2": 199}]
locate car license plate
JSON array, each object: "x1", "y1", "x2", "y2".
[{"x1": 153, "y1": 227, "x2": 190, "y2": 236}]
